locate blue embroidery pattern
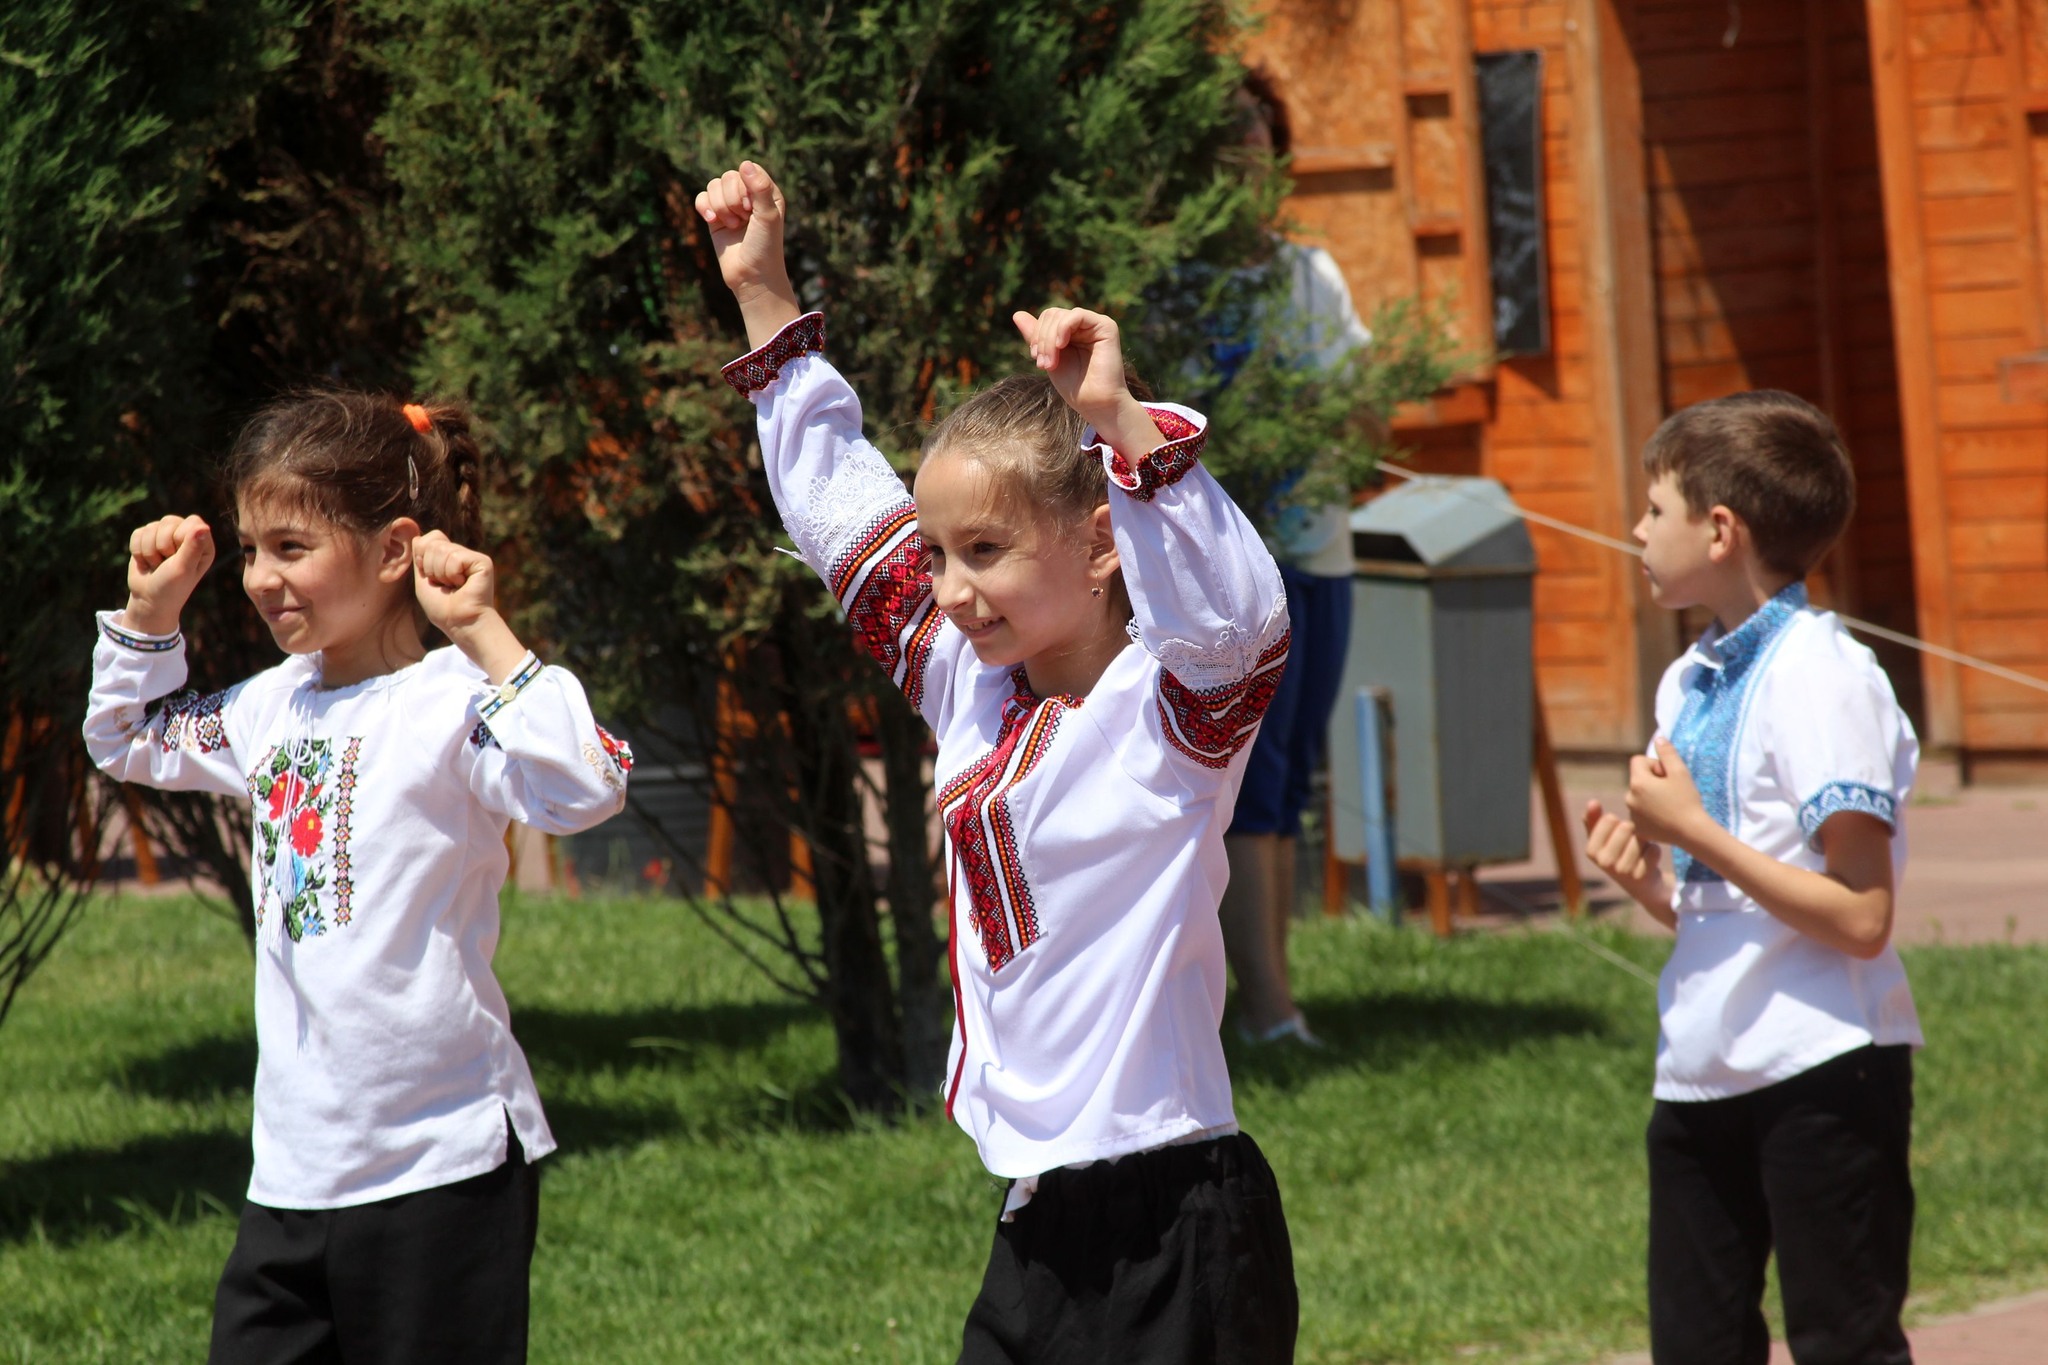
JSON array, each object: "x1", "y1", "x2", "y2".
[
  {"x1": 1798, "y1": 781, "x2": 1896, "y2": 851},
  {"x1": 1666, "y1": 583, "x2": 1806, "y2": 883}
]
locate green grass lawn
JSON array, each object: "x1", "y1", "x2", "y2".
[{"x1": 5, "y1": 895, "x2": 2048, "y2": 1364}]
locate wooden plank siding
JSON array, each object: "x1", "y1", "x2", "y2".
[
  {"x1": 1249, "y1": 0, "x2": 2048, "y2": 756},
  {"x1": 1632, "y1": 0, "x2": 1922, "y2": 715},
  {"x1": 1868, "y1": 0, "x2": 2048, "y2": 749},
  {"x1": 1247, "y1": 0, "x2": 1652, "y2": 749}
]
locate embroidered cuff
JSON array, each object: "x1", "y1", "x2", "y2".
[
  {"x1": 1799, "y1": 781, "x2": 1898, "y2": 850},
  {"x1": 721, "y1": 311, "x2": 827, "y2": 397},
  {"x1": 477, "y1": 653, "x2": 544, "y2": 722},
  {"x1": 1090, "y1": 405, "x2": 1207, "y2": 503},
  {"x1": 96, "y1": 611, "x2": 182, "y2": 653}
]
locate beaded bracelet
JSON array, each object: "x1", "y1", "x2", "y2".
[
  {"x1": 98, "y1": 617, "x2": 182, "y2": 653},
  {"x1": 478, "y1": 653, "x2": 544, "y2": 721}
]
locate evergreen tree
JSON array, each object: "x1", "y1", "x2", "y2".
[
  {"x1": 358, "y1": 0, "x2": 1454, "y2": 1107},
  {"x1": 0, "y1": 0, "x2": 298, "y2": 1027}
]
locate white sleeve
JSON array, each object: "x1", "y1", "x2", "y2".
[
  {"x1": 82, "y1": 612, "x2": 251, "y2": 799},
  {"x1": 725, "y1": 312, "x2": 949, "y2": 724},
  {"x1": 1096, "y1": 405, "x2": 1291, "y2": 774},
  {"x1": 1763, "y1": 653, "x2": 1914, "y2": 851},
  {"x1": 463, "y1": 656, "x2": 632, "y2": 835}
]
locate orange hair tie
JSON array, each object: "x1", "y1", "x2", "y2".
[{"x1": 401, "y1": 403, "x2": 433, "y2": 434}]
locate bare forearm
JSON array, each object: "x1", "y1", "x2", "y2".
[
  {"x1": 118, "y1": 600, "x2": 182, "y2": 636},
  {"x1": 443, "y1": 608, "x2": 530, "y2": 685},
  {"x1": 735, "y1": 277, "x2": 803, "y2": 352},
  {"x1": 1086, "y1": 393, "x2": 1168, "y2": 460},
  {"x1": 1679, "y1": 823, "x2": 1893, "y2": 957},
  {"x1": 1634, "y1": 882, "x2": 1678, "y2": 932}
]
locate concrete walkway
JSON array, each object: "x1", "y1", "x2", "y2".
[{"x1": 1455, "y1": 757, "x2": 2048, "y2": 1364}]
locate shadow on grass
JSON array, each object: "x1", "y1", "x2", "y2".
[
  {"x1": 512, "y1": 999, "x2": 815, "y2": 1077},
  {"x1": 1226, "y1": 990, "x2": 1611, "y2": 1089},
  {"x1": 0, "y1": 1129, "x2": 250, "y2": 1247},
  {"x1": 115, "y1": 1000, "x2": 816, "y2": 1108},
  {"x1": 119, "y1": 1032, "x2": 257, "y2": 1104}
]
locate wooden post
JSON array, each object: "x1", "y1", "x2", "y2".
[
  {"x1": 1865, "y1": 0, "x2": 1962, "y2": 746},
  {"x1": 121, "y1": 788, "x2": 161, "y2": 886},
  {"x1": 788, "y1": 819, "x2": 814, "y2": 901},
  {"x1": 1423, "y1": 867, "x2": 1452, "y2": 937},
  {"x1": 1567, "y1": 0, "x2": 1673, "y2": 738},
  {"x1": 1532, "y1": 679, "x2": 1585, "y2": 917},
  {"x1": 2, "y1": 710, "x2": 24, "y2": 862},
  {"x1": 1807, "y1": 0, "x2": 1861, "y2": 615}
]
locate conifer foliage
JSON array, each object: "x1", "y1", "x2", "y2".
[
  {"x1": 0, "y1": 0, "x2": 298, "y2": 1027},
  {"x1": 357, "y1": 0, "x2": 1317, "y2": 1109}
]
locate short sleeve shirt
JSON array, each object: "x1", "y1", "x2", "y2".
[{"x1": 1651, "y1": 583, "x2": 1923, "y2": 1101}]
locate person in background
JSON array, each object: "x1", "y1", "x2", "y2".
[{"x1": 1219, "y1": 70, "x2": 1374, "y2": 1045}]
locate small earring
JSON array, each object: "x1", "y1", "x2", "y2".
[{"x1": 1090, "y1": 585, "x2": 1104, "y2": 597}]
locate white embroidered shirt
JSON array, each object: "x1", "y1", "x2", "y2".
[
  {"x1": 1652, "y1": 583, "x2": 1923, "y2": 1101},
  {"x1": 84, "y1": 625, "x2": 631, "y2": 1208},
  {"x1": 728, "y1": 313, "x2": 1290, "y2": 1181}
]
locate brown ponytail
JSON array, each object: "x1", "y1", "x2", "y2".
[{"x1": 224, "y1": 388, "x2": 486, "y2": 548}]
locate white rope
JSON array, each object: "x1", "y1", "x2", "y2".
[
  {"x1": 1553, "y1": 915, "x2": 1662, "y2": 987},
  {"x1": 1378, "y1": 463, "x2": 2048, "y2": 699}
]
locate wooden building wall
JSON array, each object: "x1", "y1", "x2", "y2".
[
  {"x1": 1867, "y1": 0, "x2": 2048, "y2": 761},
  {"x1": 1256, "y1": 0, "x2": 2048, "y2": 759},
  {"x1": 1247, "y1": 0, "x2": 1658, "y2": 753}
]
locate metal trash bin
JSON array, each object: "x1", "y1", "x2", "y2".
[{"x1": 1327, "y1": 476, "x2": 1538, "y2": 870}]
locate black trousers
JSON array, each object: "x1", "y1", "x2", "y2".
[
  {"x1": 1647, "y1": 1044, "x2": 1915, "y2": 1365},
  {"x1": 209, "y1": 1125, "x2": 541, "y2": 1365},
  {"x1": 959, "y1": 1131, "x2": 1298, "y2": 1365}
]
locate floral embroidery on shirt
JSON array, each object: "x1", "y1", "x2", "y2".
[
  {"x1": 595, "y1": 724, "x2": 634, "y2": 774},
  {"x1": 469, "y1": 720, "x2": 499, "y2": 750},
  {"x1": 939, "y1": 674, "x2": 1071, "y2": 972},
  {"x1": 149, "y1": 688, "x2": 231, "y2": 755},
  {"x1": 248, "y1": 737, "x2": 363, "y2": 941},
  {"x1": 1156, "y1": 631, "x2": 1291, "y2": 769}
]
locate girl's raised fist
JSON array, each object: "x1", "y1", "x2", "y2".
[
  {"x1": 695, "y1": 161, "x2": 790, "y2": 300},
  {"x1": 410, "y1": 529, "x2": 497, "y2": 637},
  {"x1": 123, "y1": 514, "x2": 215, "y2": 634}
]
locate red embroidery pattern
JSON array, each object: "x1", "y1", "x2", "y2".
[
  {"x1": 940, "y1": 676, "x2": 1072, "y2": 972},
  {"x1": 332, "y1": 738, "x2": 361, "y2": 926},
  {"x1": 831, "y1": 502, "x2": 939, "y2": 706},
  {"x1": 1098, "y1": 407, "x2": 1205, "y2": 502},
  {"x1": 153, "y1": 689, "x2": 230, "y2": 754},
  {"x1": 1156, "y1": 631, "x2": 1291, "y2": 769},
  {"x1": 721, "y1": 312, "x2": 827, "y2": 396},
  {"x1": 468, "y1": 720, "x2": 498, "y2": 750}
]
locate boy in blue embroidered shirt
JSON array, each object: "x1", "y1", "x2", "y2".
[{"x1": 1583, "y1": 390, "x2": 1920, "y2": 1365}]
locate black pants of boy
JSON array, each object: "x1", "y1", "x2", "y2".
[
  {"x1": 1647, "y1": 1043, "x2": 1914, "y2": 1365},
  {"x1": 208, "y1": 1125, "x2": 540, "y2": 1365},
  {"x1": 958, "y1": 1130, "x2": 1297, "y2": 1365}
]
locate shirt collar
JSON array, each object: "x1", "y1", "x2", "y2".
[{"x1": 1692, "y1": 581, "x2": 1806, "y2": 673}]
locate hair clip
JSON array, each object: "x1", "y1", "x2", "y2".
[
  {"x1": 402, "y1": 402, "x2": 433, "y2": 433},
  {"x1": 407, "y1": 454, "x2": 420, "y2": 502}
]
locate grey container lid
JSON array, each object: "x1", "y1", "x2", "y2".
[{"x1": 1349, "y1": 475, "x2": 1537, "y2": 576}]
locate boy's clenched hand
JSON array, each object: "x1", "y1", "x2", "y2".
[
  {"x1": 1583, "y1": 798, "x2": 1670, "y2": 919},
  {"x1": 1626, "y1": 738, "x2": 1711, "y2": 850}
]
